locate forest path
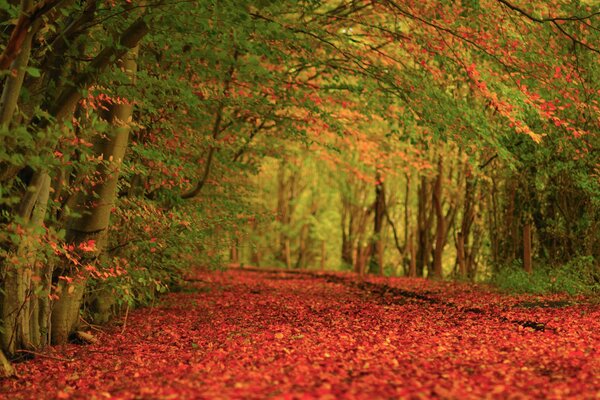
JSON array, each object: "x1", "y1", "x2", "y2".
[{"x1": 1, "y1": 268, "x2": 599, "y2": 399}]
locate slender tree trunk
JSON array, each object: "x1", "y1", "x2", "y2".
[
  {"x1": 523, "y1": 220, "x2": 532, "y2": 274},
  {"x1": 230, "y1": 237, "x2": 239, "y2": 264},
  {"x1": 416, "y1": 176, "x2": 434, "y2": 277},
  {"x1": 0, "y1": 0, "x2": 38, "y2": 126},
  {"x1": 0, "y1": 0, "x2": 40, "y2": 183},
  {"x1": 508, "y1": 180, "x2": 518, "y2": 262},
  {"x1": 1, "y1": 173, "x2": 50, "y2": 355},
  {"x1": 341, "y1": 207, "x2": 354, "y2": 266},
  {"x1": 403, "y1": 173, "x2": 411, "y2": 273},
  {"x1": 284, "y1": 239, "x2": 291, "y2": 269},
  {"x1": 276, "y1": 161, "x2": 291, "y2": 267},
  {"x1": 354, "y1": 246, "x2": 363, "y2": 274},
  {"x1": 432, "y1": 158, "x2": 445, "y2": 280},
  {"x1": 408, "y1": 228, "x2": 417, "y2": 278},
  {"x1": 0, "y1": 0, "x2": 62, "y2": 71},
  {"x1": 296, "y1": 224, "x2": 309, "y2": 269},
  {"x1": 28, "y1": 173, "x2": 51, "y2": 348},
  {"x1": 354, "y1": 244, "x2": 371, "y2": 276},
  {"x1": 489, "y1": 176, "x2": 500, "y2": 266},
  {"x1": 368, "y1": 175, "x2": 385, "y2": 275},
  {"x1": 456, "y1": 231, "x2": 466, "y2": 278},
  {"x1": 51, "y1": 45, "x2": 140, "y2": 344},
  {"x1": 384, "y1": 206, "x2": 405, "y2": 273},
  {"x1": 320, "y1": 240, "x2": 326, "y2": 271},
  {"x1": 340, "y1": 186, "x2": 361, "y2": 267}
]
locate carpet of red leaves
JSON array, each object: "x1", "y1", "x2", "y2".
[{"x1": 1, "y1": 268, "x2": 599, "y2": 399}]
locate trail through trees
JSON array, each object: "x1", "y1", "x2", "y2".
[{"x1": 2, "y1": 268, "x2": 598, "y2": 399}]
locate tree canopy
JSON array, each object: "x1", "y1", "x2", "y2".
[{"x1": 0, "y1": 0, "x2": 598, "y2": 376}]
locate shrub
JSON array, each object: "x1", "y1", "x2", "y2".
[{"x1": 491, "y1": 257, "x2": 599, "y2": 295}]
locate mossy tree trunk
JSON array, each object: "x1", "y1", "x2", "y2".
[{"x1": 1, "y1": 173, "x2": 51, "y2": 356}]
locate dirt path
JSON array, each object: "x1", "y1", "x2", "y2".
[{"x1": 1, "y1": 269, "x2": 599, "y2": 399}]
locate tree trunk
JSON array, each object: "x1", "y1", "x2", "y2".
[
  {"x1": 51, "y1": 45, "x2": 140, "y2": 344},
  {"x1": 354, "y1": 244, "x2": 370, "y2": 276},
  {"x1": 408, "y1": 229, "x2": 417, "y2": 278},
  {"x1": 1, "y1": 172, "x2": 50, "y2": 355},
  {"x1": 230, "y1": 237, "x2": 239, "y2": 264},
  {"x1": 456, "y1": 231, "x2": 466, "y2": 278},
  {"x1": 523, "y1": 220, "x2": 532, "y2": 274},
  {"x1": 284, "y1": 239, "x2": 291, "y2": 269},
  {"x1": 368, "y1": 176, "x2": 385, "y2": 275},
  {"x1": 432, "y1": 158, "x2": 445, "y2": 280},
  {"x1": 0, "y1": 349, "x2": 15, "y2": 378},
  {"x1": 341, "y1": 211, "x2": 354, "y2": 266},
  {"x1": 340, "y1": 192, "x2": 356, "y2": 267},
  {"x1": 0, "y1": 0, "x2": 39, "y2": 126},
  {"x1": 295, "y1": 223, "x2": 309, "y2": 269},
  {"x1": 28, "y1": 172, "x2": 51, "y2": 348},
  {"x1": 320, "y1": 240, "x2": 326, "y2": 271},
  {"x1": 276, "y1": 160, "x2": 288, "y2": 265},
  {"x1": 0, "y1": 0, "x2": 41, "y2": 182},
  {"x1": 416, "y1": 176, "x2": 434, "y2": 277}
]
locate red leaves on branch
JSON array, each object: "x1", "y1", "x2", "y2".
[{"x1": 2, "y1": 270, "x2": 598, "y2": 399}]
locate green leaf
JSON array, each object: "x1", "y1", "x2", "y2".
[{"x1": 25, "y1": 67, "x2": 41, "y2": 78}]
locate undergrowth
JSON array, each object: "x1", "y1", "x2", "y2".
[{"x1": 491, "y1": 256, "x2": 599, "y2": 295}]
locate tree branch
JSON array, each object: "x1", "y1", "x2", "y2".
[
  {"x1": 495, "y1": 0, "x2": 600, "y2": 54},
  {"x1": 48, "y1": 15, "x2": 150, "y2": 122},
  {"x1": 0, "y1": 0, "x2": 65, "y2": 70},
  {"x1": 181, "y1": 48, "x2": 238, "y2": 199},
  {"x1": 495, "y1": 0, "x2": 600, "y2": 23}
]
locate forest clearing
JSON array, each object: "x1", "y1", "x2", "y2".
[
  {"x1": 1, "y1": 0, "x2": 599, "y2": 398},
  {"x1": 2, "y1": 268, "x2": 599, "y2": 399}
]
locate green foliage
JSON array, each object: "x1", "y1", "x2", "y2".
[
  {"x1": 492, "y1": 258, "x2": 599, "y2": 295},
  {"x1": 1, "y1": 0, "x2": 599, "y2": 355}
]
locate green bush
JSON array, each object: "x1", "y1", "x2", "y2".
[{"x1": 491, "y1": 257, "x2": 599, "y2": 295}]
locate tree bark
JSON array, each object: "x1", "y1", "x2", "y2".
[
  {"x1": 276, "y1": 160, "x2": 290, "y2": 267},
  {"x1": 320, "y1": 240, "x2": 326, "y2": 271},
  {"x1": 51, "y1": 44, "x2": 140, "y2": 344},
  {"x1": 0, "y1": 0, "x2": 39, "y2": 126},
  {"x1": 523, "y1": 220, "x2": 532, "y2": 274},
  {"x1": 408, "y1": 228, "x2": 417, "y2": 278},
  {"x1": 432, "y1": 158, "x2": 445, "y2": 280},
  {"x1": 230, "y1": 237, "x2": 239, "y2": 264},
  {"x1": 1, "y1": 173, "x2": 50, "y2": 355},
  {"x1": 0, "y1": 0, "x2": 63, "y2": 70},
  {"x1": 27, "y1": 172, "x2": 50, "y2": 348},
  {"x1": 0, "y1": 0, "x2": 43, "y2": 182},
  {"x1": 368, "y1": 175, "x2": 385, "y2": 275},
  {"x1": 0, "y1": 349, "x2": 15, "y2": 378},
  {"x1": 416, "y1": 176, "x2": 434, "y2": 277}
]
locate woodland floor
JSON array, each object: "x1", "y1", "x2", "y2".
[{"x1": 1, "y1": 268, "x2": 599, "y2": 400}]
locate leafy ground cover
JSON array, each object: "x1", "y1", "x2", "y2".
[{"x1": 1, "y1": 268, "x2": 599, "y2": 399}]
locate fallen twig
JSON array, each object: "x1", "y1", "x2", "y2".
[
  {"x1": 79, "y1": 316, "x2": 106, "y2": 334},
  {"x1": 121, "y1": 303, "x2": 130, "y2": 335},
  {"x1": 16, "y1": 350, "x2": 74, "y2": 362}
]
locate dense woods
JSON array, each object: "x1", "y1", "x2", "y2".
[{"x1": 0, "y1": 0, "x2": 598, "y2": 384}]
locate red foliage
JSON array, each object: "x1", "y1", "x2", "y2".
[{"x1": 1, "y1": 270, "x2": 598, "y2": 399}]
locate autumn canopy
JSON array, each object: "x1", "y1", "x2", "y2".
[{"x1": 0, "y1": 0, "x2": 598, "y2": 397}]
